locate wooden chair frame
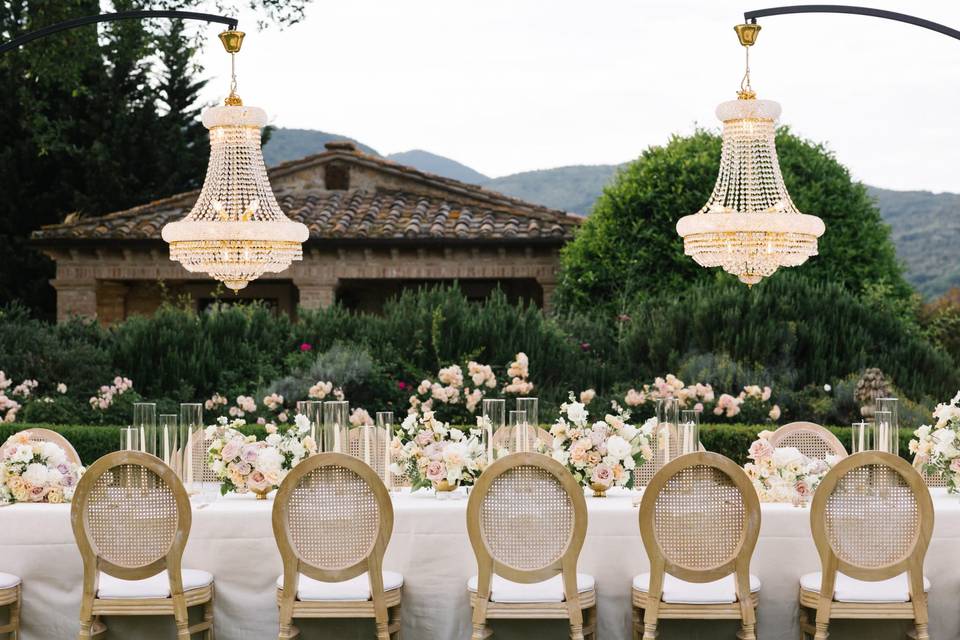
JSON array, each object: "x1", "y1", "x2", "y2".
[
  {"x1": 272, "y1": 452, "x2": 399, "y2": 640},
  {"x1": 0, "y1": 581, "x2": 20, "y2": 639},
  {"x1": 71, "y1": 451, "x2": 213, "y2": 640},
  {"x1": 800, "y1": 451, "x2": 934, "y2": 640},
  {"x1": 466, "y1": 452, "x2": 595, "y2": 640},
  {"x1": 769, "y1": 422, "x2": 847, "y2": 459},
  {"x1": 636, "y1": 451, "x2": 761, "y2": 640},
  {"x1": 5, "y1": 428, "x2": 82, "y2": 466}
]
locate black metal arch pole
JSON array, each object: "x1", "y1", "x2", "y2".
[
  {"x1": 744, "y1": 5, "x2": 960, "y2": 41},
  {"x1": 0, "y1": 10, "x2": 238, "y2": 56}
]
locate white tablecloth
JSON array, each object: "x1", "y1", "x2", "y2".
[{"x1": 4, "y1": 487, "x2": 959, "y2": 639}]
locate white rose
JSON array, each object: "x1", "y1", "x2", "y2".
[
  {"x1": 771, "y1": 447, "x2": 804, "y2": 469},
  {"x1": 265, "y1": 434, "x2": 281, "y2": 447},
  {"x1": 552, "y1": 449, "x2": 571, "y2": 465},
  {"x1": 40, "y1": 442, "x2": 66, "y2": 465},
  {"x1": 294, "y1": 413, "x2": 310, "y2": 434},
  {"x1": 640, "y1": 417, "x2": 657, "y2": 436},
  {"x1": 256, "y1": 448, "x2": 284, "y2": 475},
  {"x1": 449, "y1": 428, "x2": 464, "y2": 442},
  {"x1": 619, "y1": 423, "x2": 638, "y2": 442},
  {"x1": 22, "y1": 463, "x2": 49, "y2": 486},
  {"x1": 606, "y1": 435, "x2": 632, "y2": 461},
  {"x1": 566, "y1": 402, "x2": 588, "y2": 425},
  {"x1": 12, "y1": 445, "x2": 33, "y2": 464}
]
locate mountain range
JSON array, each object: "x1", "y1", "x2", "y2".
[{"x1": 263, "y1": 128, "x2": 958, "y2": 299}]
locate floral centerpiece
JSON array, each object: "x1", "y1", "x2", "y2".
[
  {"x1": 910, "y1": 391, "x2": 960, "y2": 493},
  {"x1": 743, "y1": 430, "x2": 838, "y2": 503},
  {"x1": 538, "y1": 394, "x2": 654, "y2": 497},
  {"x1": 390, "y1": 409, "x2": 487, "y2": 493},
  {"x1": 205, "y1": 415, "x2": 316, "y2": 498},
  {"x1": 0, "y1": 431, "x2": 84, "y2": 503}
]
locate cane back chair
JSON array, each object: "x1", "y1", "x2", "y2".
[
  {"x1": 273, "y1": 452, "x2": 401, "y2": 640},
  {"x1": 0, "y1": 572, "x2": 20, "y2": 639},
  {"x1": 466, "y1": 452, "x2": 596, "y2": 640},
  {"x1": 71, "y1": 451, "x2": 214, "y2": 640},
  {"x1": 635, "y1": 451, "x2": 762, "y2": 640},
  {"x1": 4, "y1": 428, "x2": 82, "y2": 466},
  {"x1": 768, "y1": 422, "x2": 847, "y2": 460},
  {"x1": 799, "y1": 452, "x2": 933, "y2": 640}
]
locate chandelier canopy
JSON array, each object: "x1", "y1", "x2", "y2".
[
  {"x1": 676, "y1": 24, "x2": 825, "y2": 286},
  {"x1": 161, "y1": 30, "x2": 308, "y2": 291}
]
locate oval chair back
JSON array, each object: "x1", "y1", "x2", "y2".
[
  {"x1": 638, "y1": 451, "x2": 761, "y2": 638},
  {"x1": 5, "y1": 428, "x2": 82, "y2": 466},
  {"x1": 272, "y1": 452, "x2": 395, "y2": 635},
  {"x1": 769, "y1": 422, "x2": 847, "y2": 460},
  {"x1": 466, "y1": 452, "x2": 588, "y2": 638},
  {"x1": 71, "y1": 451, "x2": 192, "y2": 636},
  {"x1": 808, "y1": 451, "x2": 933, "y2": 635}
]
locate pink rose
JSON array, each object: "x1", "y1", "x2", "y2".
[
  {"x1": 415, "y1": 431, "x2": 433, "y2": 447},
  {"x1": 28, "y1": 484, "x2": 48, "y2": 502},
  {"x1": 795, "y1": 480, "x2": 810, "y2": 497},
  {"x1": 235, "y1": 461, "x2": 252, "y2": 476},
  {"x1": 950, "y1": 458, "x2": 960, "y2": 473},
  {"x1": 748, "y1": 439, "x2": 774, "y2": 462},
  {"x1": 425, "y1": 461, "x2": 446, "y2": 482},
  {"x1": 591, "y1": 464, "x2": 613, "y2": 488},
  {"x1": 221, "y1": 438, "x2": 242, "y2": 461},
  {"x1": 247, "y1": 470, "x2": 270, "y2": 492},
  {"x1": 240, "y1": 444, "x2": 260, "y2": 463}
]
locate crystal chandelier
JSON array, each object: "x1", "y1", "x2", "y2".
[
  {"x1": 162, "y1": 30, "x2": 308, "y2": 291},
  {"x1": 676, "y1": 23, "x2": 825, "y2": 286}
]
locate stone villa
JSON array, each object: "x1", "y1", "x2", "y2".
[{"x1": 31, "y1": 142, "x2": 581, "y2": 323}]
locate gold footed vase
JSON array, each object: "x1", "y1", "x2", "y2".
[
  {"x1": 590, "y1": 482, "x2": 609, "y2": 498},
  {"x1": 253, "y1": 487, "x2": 272, "y2": 500},
  {"x1": 433, "y1": 479, "x2": 459, "y2": 496}
]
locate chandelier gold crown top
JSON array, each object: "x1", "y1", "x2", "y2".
[
  {"x1": 675, "y1": 22, "x2": 825, "y2": 287},
  {"x1": 161, "y1": 29, "x2": 309, "y2": 292}
]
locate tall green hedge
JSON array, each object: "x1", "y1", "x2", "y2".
[{"x1": 3, "y1": 423, "x2": 916, "y2": 468}]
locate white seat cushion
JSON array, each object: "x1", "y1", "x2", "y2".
[
  {"x1": 800, "y1": 571, "x2": 930, "y2": 603},
  {"x1": 276, "y1": 571, "x2": 404, "y2": 601},
  {"x1": 467, "y1": 574, "x2": 595, "y2": 603},
  {"x1": 633, "y1": 572, "x2": 761, "y2": 605},
  {"x1": 0, "y1": 573, "x2": 20, "y2": 589},
  {"x1": 98, "y1": 569, "x2": 213, "y2": 599}
]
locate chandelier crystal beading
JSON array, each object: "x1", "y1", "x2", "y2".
[
  {"x1": 161, "y1": 30, "x2": 308, "y2": 291},
  {"x1": 676, "y1": 24, "x2": 825, "y2": 286}
]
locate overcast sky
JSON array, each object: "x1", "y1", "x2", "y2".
[{"x1": 196, "y1": 0, "x2": 960, "y2": 191}]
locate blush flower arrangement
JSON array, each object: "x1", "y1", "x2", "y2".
[
  {"x1": 538, "y1": 394, "x2": 654, "y2": 496},
  {"x1": 391, "y1": 409, "x2": 487, "y2": 492},
  {"x1": 0, "y1": 431, "x2": 84, "y2": 503},
  {"x1": 910, "y1": 391, "x2": 960, "y2": 493},
  {"x1": 205, "y1": 415, "x2": 317, "y2": 497},
  {"x1": 742, "y1": 430, "x2": 838, "y2": 503}
]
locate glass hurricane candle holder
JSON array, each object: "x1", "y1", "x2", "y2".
[
  {"x1": 873, "y1": 409, "x2": 898, "y2": 455},
  {"x1": 179, "y1": 403, "x2": 204, "y2": 493},
  {"x1": 376, "y1": 411, "x2": 395, "y2": 489},
  {"x1": 516, "y1": 397, "x2": 539, "y2": 432},
  {"x1": 323, "y1": 400, "x2": 349, "y2": 453},
  {"x1": 656, "y1": 398, "x2": 680, "y2": 467},
  {"x1": 851, "y1": 421, "x2": 870, "y2": 453},
  {"x1": 159, "y1": 414, "x2": 178, "y2": 468},
  {"x1": 119, "y1": 427, "x2": 140, "y2": 452},
  {"x1": 482, "y1": 398, "x2": 506, "y2": 460},
  {"x1": 509, "y1": 410, "x2": 528, "y2": 454},
  {"x1": 875, "y1": 398, "x2": 899, "y2": 455},
  {"x1": 132, "y1": 402, "x2": 156, "y2": 456},
  {"x1": 679, "y1": 409, "x2": 700, "y2": 455},
  {"x1": 298, "y1": 400, "x2": 322, "y2": 443}
]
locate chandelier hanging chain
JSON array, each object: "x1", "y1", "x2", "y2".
[{"x1": 740, "y1": 46, "x2": 752, "y2": 96}]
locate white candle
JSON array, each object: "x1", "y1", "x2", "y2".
[
  {"x1": 384, "y1": 427, "x2": 392, "y2": 488},
  {"x1": 140, "y1": 426, "x2": 146, "y2": 453},
  {"x1": 486, "y1": 423, "x2": 493, "y2": 461},
  {"x1": 126, "y1": 429, "x2": 132, "y2": 451},
  {"x1": 163, "y1": 426, "x2": 170, "y2": 464},
  {"x1": 515, "y1": 423, "x2": 522, "y2": 453},
  {"x1": 185, "y1": 432, "x2": 193, "y2": 488},
  {"x1": 363, "y1": 425, "x2": 371, "y2": 465},
  {"x1": 334, "y1": 424, "x2": 341, "y2": 453}
]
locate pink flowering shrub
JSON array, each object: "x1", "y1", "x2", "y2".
[{"x1": 623, "y1": 374, "x2": 780, "y2": 424}]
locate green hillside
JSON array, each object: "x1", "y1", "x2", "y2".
[
  {"x1": 867, "y1": 186, "x2": 960, "y2": 298},
  {"x1": 481, "y1": 165, "x2": 619, "y2": 215},
  {"x1": 386, "y1": 150, "x2": 490, "y2": 184},
  {"x1": 262, "y1": 128, "x2": 379, "y2": 166}
]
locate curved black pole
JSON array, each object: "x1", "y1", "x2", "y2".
[
  {"x1": 0, "y1": 10, "x2": 238, "y2": 55},
  {"x1": 744, "y1": 5, "x2": 960, "y2": 41}
]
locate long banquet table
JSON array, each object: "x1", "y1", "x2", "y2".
[{"x1": 3, "y1": 486, "x2": 959, "y2": 639}]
